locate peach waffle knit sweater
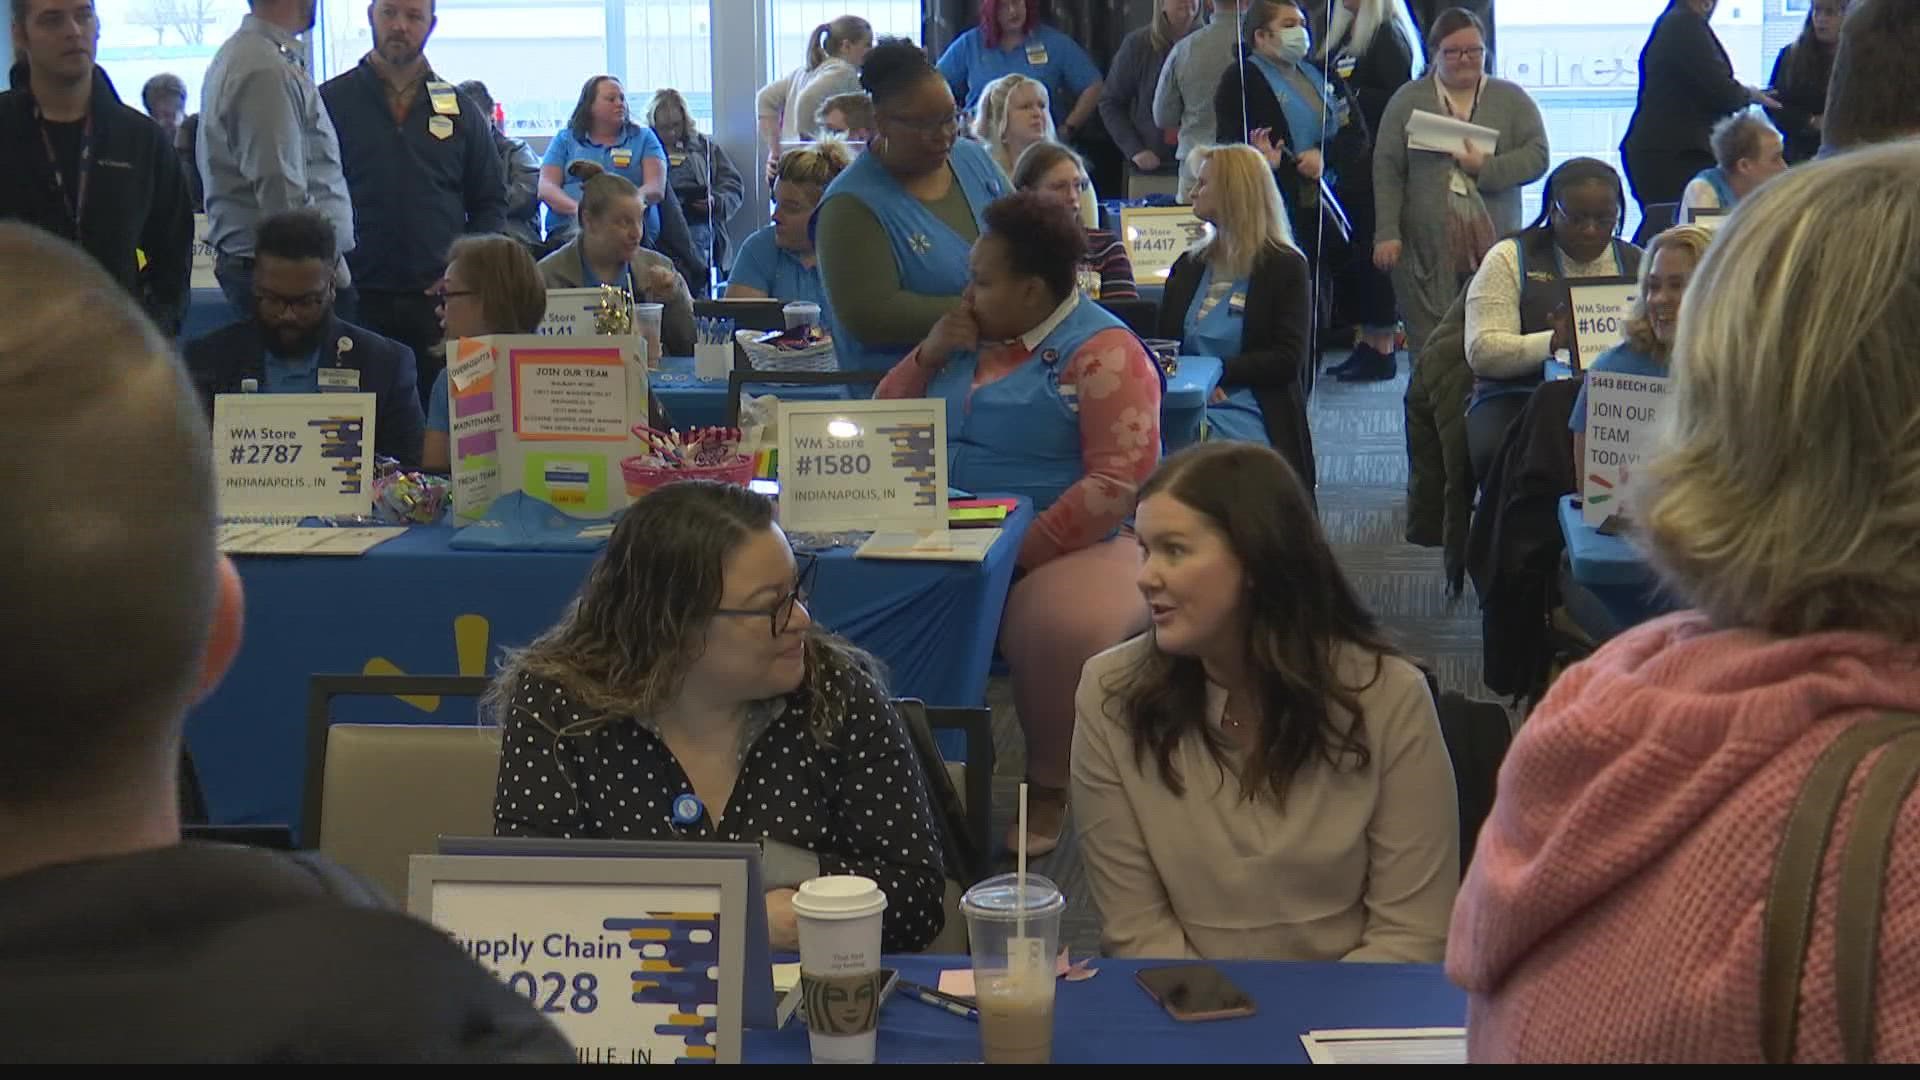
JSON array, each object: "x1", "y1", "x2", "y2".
[{"x1": 1447, "y1": 612, "x2": 1920, "y2": 1062}]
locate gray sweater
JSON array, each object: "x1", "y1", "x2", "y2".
[
  {"x1": 1152, "y1": 17, "x2": 1243, "y2": 161},
  {"x1": 1100, "y1": 26, "x2": 1178, "y2": 161},
  {"x1": 1373, "y1": 75, "x2": 1549, "y2": 246}
]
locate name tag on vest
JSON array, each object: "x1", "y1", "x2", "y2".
[
  {"x1": 318, "y1": 367, "x2": 361, "y2": 390},
  {"x1": 1025, "y1": 43, "x2": 1049, "y2": 65},
  {"x1": 427, "y1": 81, "x2": 460, "y2": 116}
]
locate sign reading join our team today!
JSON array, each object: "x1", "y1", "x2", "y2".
[{"x1": 1582, "y1": 370, "x2": 1669, "y2": 525}]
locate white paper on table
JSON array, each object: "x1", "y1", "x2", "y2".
[
  {"x1": 218, "y1": 524, "x2": 408, "y2": 555},
  {"x1": 856, "y1": 528, "x2": 1000, "y2": 562},
  {"x1": 1299, "y1": 1028, "x2": 1467, "y2": 1065},
  {"x1": 1406, "y1": 110, "x2": 1500, "y2": 156}
]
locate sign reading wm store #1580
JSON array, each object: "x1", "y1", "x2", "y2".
[{"x1": 777, "y1": 399, "x2": 948, "y2": 533}]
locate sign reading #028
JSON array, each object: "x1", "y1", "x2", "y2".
[
  {"x1": 409, "y1": 855, "x2": 751, "y2": 1065},
  {"x1": 212, "y1": 392, "x2": 378, "y2": 520},
  {"x1": 776, "y1": 398, "x2": 949, "y2": 534}
]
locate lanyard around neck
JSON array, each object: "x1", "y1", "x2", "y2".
[
  {"x1": 35, "y1": 104, "x2": 93, "y2": 235},
  {"x1": 1437, "y1": 73, "x2": 1483, "y2": 122}
]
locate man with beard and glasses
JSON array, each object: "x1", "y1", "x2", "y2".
[
  {"x1": 199, "y1": 0, "x2": 355, "y2": 319},
  {"x1": 321, "y1": 0, "x2": 504, "y2": 412},
  {"x1": 184, "y1": 209, "x2": 424, "y2": 467}
]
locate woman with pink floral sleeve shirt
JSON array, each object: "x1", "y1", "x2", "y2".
[{"x1": 877, "y1": 191, "x2": 1163, "y2": 854}]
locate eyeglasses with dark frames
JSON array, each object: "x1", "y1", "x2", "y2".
[{"x1": 712, "y1": 552, "x2": 818, "y2": 637}]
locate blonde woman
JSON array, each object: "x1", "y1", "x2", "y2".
[
  {"x1": 649, "y1": 88, "x2": 744, "y2": 276},
  {"x1": 1450, "y1": 141, "x2": 1920, "y2": 1063},
  {"x1": 1568, "y1": 224, "x2": 1711, "y2": 467},
  {"x1": 725, "y1": 140, "x2": 855, "y2": 309},
  {"x1": 1154, "y1": 144, "x2": 1315, "y2": 493},
  {"x1": 974, "y1": 73, "x2": 1099, "y2": 226},
  {"x1": 757, "y1": 15, "x2": 874, "y2": 150}
]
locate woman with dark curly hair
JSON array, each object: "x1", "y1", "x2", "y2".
[
  {"x1": 1072, "y1": 442, "x2": 1458, "y2": 961},
  {"x1": 489, "y1": 480, "x2": 947, "y2": 953},
  {"x1": 878, "y1": 190, "x2": 1164, "y2": 856}
]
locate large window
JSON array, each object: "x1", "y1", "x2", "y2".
[
  {"x1": 95, "y1": 0, "x2": 252, "y2": 114},
  {"x1": 766, "y1": 0, "x2": 921, "y2": 82}
]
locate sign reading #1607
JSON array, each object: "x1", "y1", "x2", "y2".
[
  {"x1": 1568, "y1": 278, "x2": 1637, "y2": 371},
  {"x1": 776, "y1": 398, "x2": 948, "y2": 534},
  {"x1": 212, "y1": 392, "x2": 377, "y2": 520}
]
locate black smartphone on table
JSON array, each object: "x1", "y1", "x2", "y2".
[{"x1": 1135, "y1": 963, "x2": 1257, "y2": 1022}]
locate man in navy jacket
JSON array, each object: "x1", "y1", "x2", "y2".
[{"x1": 184, "y1": 209, "x2": 425, "y2": 467}]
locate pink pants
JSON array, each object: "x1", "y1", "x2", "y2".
[{"x1": 999, "y1": 535, "x2": 1149, "y2": 789}]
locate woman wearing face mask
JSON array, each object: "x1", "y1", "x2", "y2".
[
  {"x1": 541, "y1": 75, "x2": 667, "y2": 246},
  {"x1": 1375, "y1": 7, "x2": 1548, "y2": 361},
  {"x1": 757, "y1": 15, "x2": 873, "y2": 166},
  {"x1": 1315, "y1": 0, "x2": 1423, "y2": 381},
  {"x1": 937, "y1": 0, "x2": 1105, "y2": 140},
  {"x1": 814, "y1": 38, "x2": 1007, "y2": 371},
  {"x1": 1013, "y1": 141, "x2": 1137, "y2": 301},
  {"x1": 649, "y1": 89, "x2": 744, "y2": 279},
  {"x1": 422, "y1": 236, "x2": 548, "y2": 473},
  {"x1": 538, "y1": 163, "x2": 696, "y2": 358},
  {"x1": 724, "y1": 141, "x2": 853, "y2": 310},
  {"x1": 1072, "y1": 441, "x2": 1458, "y2": 961},
  {"x1": 1766, "y1": 0, "x2": 1847, "y2": 164},
  {"x1": 1214, "y1": 0, "x2": 1370, "y2": 359},
  {"x1": 1620, "y1": 0, "x2": 1779, "y2": 241},
  {"x1": 1100, "y1": 0, "x2": 1197, "y2": 179},
  {"x1": 1569, "y1": 225, "x2": 1709, "y2": 469},
  {"x1": 876, "y1": 192, "x2": 1164, "y2": 855},
  {"x1": 1157, "y1": 145, "x2": 1314, "y2": 489},
  {"x1": 1463, "y1": 157, "x2": 1640, "y2": 485},
  {"x1": 1679, "y1": 113, "x2": 1788, "y2": 220},
  {"x1": 490, "y1": 480, "x2": 948, "y2": 954}
]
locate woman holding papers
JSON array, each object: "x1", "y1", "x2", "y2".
[
  {"x1": 1373, "y1": 6, "x2": 1547, "y2": 358},
  {"x1": 1461, "y1": 157, "x2": 1638, "y2": 484},
  {"x1": 1157, "y1": 145, "x2": 1315, "y2": 491},
  {"x1": 1072, "y1": 442, "x2": 1458, "y2": 962},
  {"x1": 490, "y1": 480, "x2": 948, "y2": 954},
  {"x1": 877, "y1": 191, "x2": 1163, "y2": 855},
  {"x1": 422, "y1": 236, "x2": 549, "y2": 472},
  {"x1": 1568, "y1": 224, "x2": 1709, "y2": 469},
  {"x1": 1450, "y1": 143, "x2": 1920, "y2": 1065},
  {"x1": 814, "y1": 38, "x2": 1007, "y2": 371}
]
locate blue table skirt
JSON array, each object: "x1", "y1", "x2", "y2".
[
  {"x1": 1557, "y1": 495, "x2": 1683, "y2": 631},
  {"x1": 188, "y1": 500, "x2": 1031, "y2": 831},
  {"x1": 184, "y1": 287, "x2": 240, "y2": 341},
  {"x1": 746, "y1": 955, "x2": 1465, "y2": 1063}
]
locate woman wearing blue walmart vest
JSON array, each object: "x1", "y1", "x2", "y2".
[
  {"x1": 724, "y1": 141, "x2": 853, "y2": 310},
  {"x1": 814, "y1": 39, "x2": 1007, "y2": 372},
  {"x1": 1463, "y1": 157, "x2": 1641, "y2": 484},
  {"x1": 1569, "y1": 224, "x2": 1710, "y2": 470},
  {"x1": 539, "y1": 76, "x2": 666, "y2": 246},
  {"x1": 1679, "y1": 111, "x2": 1786, "y2": 222},
  {"x1": 938, "y1": 0, "x2": 1104, "y2": 138},
  {"x1": 1157, "y1": 145, "x2": 1317, "y2": 494},
  {"x1": 877, "y1": 192, "x2": 1164, "y2": 856}
]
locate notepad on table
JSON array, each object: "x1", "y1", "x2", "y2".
[
  {"x1": 856, "y1": 528, "x2": 1002, "y2": 562},
  {"x1": 1406, "y1": 110, "x2": 1500, "y2": 156},
  {"x1": 1299, "y1": 1028, "x2": 1467, "y2": 1064},
  {"x1": 949, "y1": 497, "x2": 1018, "y2": 528},
  {"x1": 218, "y1": 524, "x2": 408, "y2": 556}
]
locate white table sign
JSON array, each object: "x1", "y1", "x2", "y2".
[
  {"x1": 1686, "y1": 207, "x2": 1728, "y2": 231},
  {"x1": 410, "y1": 855, "x2": 748, "y2": 1065},
  {"x1": 777, "y1": 398, "x2": 946, "y2": 533},
  {"x1": 1582, "y1": 370, "x2": 1670, "y2": 526},
  {"x1": 191, "y1": 213, "x2": 217, "y2": 290},
  {"x1": 212, "y1": 392, "x2": 376, "y2": 520},
  {"x1": 1568, "y1": 278, "x2": 1638, "y2": 371},
  {"x1": 1120, "y1": 206, "x2": 1212, "y2": 284}
]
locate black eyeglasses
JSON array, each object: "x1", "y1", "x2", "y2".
[
  {"x1": 883, "y1": 109, "x2": 962, "y2": 136},
  {"x1": 1441, "y1": 46, "x2": 1485, "y2": 62},
  {"x1": 713, "y1": 553, "x2": 818, "y2": 637},
  {"x1": 1552, "y1": 200, "x2": 1619, "y2": 232},
  {"x1": 254, "y1": 285, "x2": 333, "y2": 315}
]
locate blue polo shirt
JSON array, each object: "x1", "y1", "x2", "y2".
[
  {"x1": 728, "y1": 225, "x2": 828, "y2": 311},
  {"x1": 541, "y1": 124, "x2": 667, "y2": 240},
  {"x1": 937, "y1": 24, "x2": 1102, "y2": 128},
  {"x1": 263, "y1": 348, "x2": 322, "y2": 394},
  {"x1": 427, "y1": 367, "x2": 450, "y2": 433}
]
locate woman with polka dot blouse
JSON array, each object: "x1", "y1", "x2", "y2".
[{"x1": 488, "y1": 481, "x2": 948, "y2": 953}]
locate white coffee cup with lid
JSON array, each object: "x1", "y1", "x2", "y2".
[{"x1": 791, "y1": 875, "x2": 888, "y2": 1064}]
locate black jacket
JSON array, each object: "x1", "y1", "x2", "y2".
[
  {"x1": 1158, "y1": 246, "x2": 1317, "y2": 496},
  {"x1": 1214, "y1": 48, "x2": 1371, "y2": 255},
  {"x1": 1620, "y1": 3, "x2": 1750, "y2": 157},
  {"x1": 320, "y1": 61, "x2": 506, "y2": 292},
  {"x1": 0, "y1": 843, "x2": 573, "y2": 1062},
  {"x1": 184, "y1": 314, "x2": 427, "y2": 467},
  {"x1": 1325, "y1": 24, "x2": 1415, "y2": 138},
  {"x1": 0, "y1": 67, "x2": 193, "y2": 334},
  {"x1": 1766, "y1": 39, "x2": 1832, "y2": 165}
]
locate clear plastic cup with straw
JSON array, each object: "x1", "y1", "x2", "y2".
[{"x1": 961, "y1": 784, "x2": 1065, "y2": 1064}]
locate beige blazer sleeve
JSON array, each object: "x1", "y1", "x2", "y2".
[
  {"x1": 1343, "y1": 660, "x2": 1460, "y2": 962},
  {"x1": 1070, "y1": 659, "x2": 1202, "y2": 960}
]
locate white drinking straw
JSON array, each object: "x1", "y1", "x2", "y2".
[{"x1": 1017, "y1": 782, "x2": 1029, "y2": 945}]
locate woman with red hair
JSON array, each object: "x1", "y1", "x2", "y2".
[{"x1": 937, "y1": 0, "x2": 1105, "y2": 141}]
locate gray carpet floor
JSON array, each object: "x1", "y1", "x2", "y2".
[{"x1": 976, "y1": 349, "x2": 1491, "y2": 958}]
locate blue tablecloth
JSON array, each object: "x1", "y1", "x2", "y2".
[
  {"x1": 188, "y1": 500, "x2": 1031, "y2": 831},
  {"x1": 1558, "y1": 494, "x2": 1683, "y2": 631},
  {"x1": 648, "y1": 355, "x2": 1221, "y2": 445},
  {"x1": 746, "y1": 955, "x2": 1465, "y2": 1063}
]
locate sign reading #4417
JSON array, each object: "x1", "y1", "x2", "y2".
[
  {"x1": 1120, "y1": 206, "x2": 1212, "y2": 284},
  {"x1": 777, "y1": 398, "x2": 947, "y2": 534},
  {"x1": 212, "y1": 392, "x2": 377, "y2": 519}
]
